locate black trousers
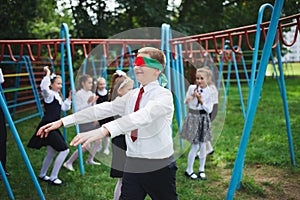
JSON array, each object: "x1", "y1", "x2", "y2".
[
  {"x1": 0, "y1": 107, "x2": 7, "y2": 170},
  {"x1": 120, "y1": 161, "x2": 178, "y2": 200}
]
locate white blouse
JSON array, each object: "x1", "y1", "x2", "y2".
[
  {"x1": 184, "y1": 84, "x2": 214, "y2": 113},
  {"x1": 40, "y1": 76, "x2": 71, "y2": 111}
]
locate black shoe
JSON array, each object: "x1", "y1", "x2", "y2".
[
  {"x1": 38, "y1": 175, "x2": 50, "y2": 182},
  {"x1": 198, "y1": 171, "x2": 206, "y2": 180},
  {"x1": 207, "y1": 150, "x2": 214, "y2": 156},
  {"x1": 184, "y1": 171, "x2": 198, "y2": 180},
  {"x1": 50, "y1": 178, "x2": 63, "y2": 185}
]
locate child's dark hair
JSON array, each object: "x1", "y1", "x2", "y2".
[
  {"x1": 79, "y1": 74, "x2": 92, "y2": 88},
  {"x1": 108, "y1": 72, "x2": 133, "y2": 101},
  {"x1": 50, "y1": 74, "x2": 61, "y2": 84}
]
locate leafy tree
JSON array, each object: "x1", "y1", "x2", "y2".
[{"x1": 0, "y1": 0, "x2": 73, "y2": 39}]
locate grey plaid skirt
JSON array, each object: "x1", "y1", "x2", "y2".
[{"x1": 181, "y1": 109, "x2": 212, "y2": 144}]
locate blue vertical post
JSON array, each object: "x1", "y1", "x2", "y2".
[
  {"x1": 275, "y1": 43, "x2": 296, "y2": 166},
  {"x1": 24, "y1": 56, "x2": 43, "y2": 118},
  {"x1": 178, "y1": 44, "x2": 187, "y2": 119},
  {"x1": 226, "y1": 1, "x2": 285, "y2": 199},
  {"x1": 60, "y1": 23, "x2": 85, "y2": 175},
  {"x1": 0, "y1": 162, "x2": 14, "y2": 200},
  {"x1": 0, "y1": 94, "x2": 45, "y2": 200},
  {"x1": 231, "y1": 52, "x2": 246, "y2": 119}
]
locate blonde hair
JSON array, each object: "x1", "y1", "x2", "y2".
[
  {"x1": 196, "y1": 67, "x2": 214, "y2": 86},
  {"x1": 97, "y1": 77, "x2": 106, "y2": 84}
]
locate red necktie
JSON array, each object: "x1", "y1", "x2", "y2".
[{"x1": 131, "y1": 87, "x2": 144, "y2": 142}]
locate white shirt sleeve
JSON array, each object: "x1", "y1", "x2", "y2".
[
  {"x1": 105, "y1": 89, "x2": 174, "y2": 138},
  {"x1": 0, "y1": 68, "x2": 4, "y2": 84},
  {"x1": 61, "y1": 99, "x2": 72, "y2": 111},
  {"x1": 40, "y1": 76, "x2": 55, "y2": 103},
  {"x1": 62, "y1": 90, "x2": 131, "y2": 127}
]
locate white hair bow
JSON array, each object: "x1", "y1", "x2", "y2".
[{"x1": 116, "y1": 70, "x2": 126, "y2": 77}]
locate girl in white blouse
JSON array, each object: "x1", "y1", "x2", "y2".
[{"x1": 181, "y1": 67, "x2": 215, "y2": 180}]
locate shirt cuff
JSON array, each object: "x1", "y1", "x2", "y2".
[
  {"x1": 62, "y1": 115, "x2": 75, "y2": 127},
  {"x1": 103, "y1": 121, "x2": 121, "y2": 138},
  {"x1": 65, "y1": 98, "x2": 72, "y2": 105}
]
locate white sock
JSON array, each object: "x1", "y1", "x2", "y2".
[
  {"x1": 50, "y1": 149, "x2": 69, "y2": 180},
  {"x1": 206, "y1": 141, "x2": 213, "y2": 153},
  {"x1": 39, "y1": 146, "x2": 56, "y2": 177},
  {"x1": 186, "y1": 144, "x2": 199, "y2": 174},
  {"x1": 66, "y1": 146, "x2": 87, "y2": 164},
  {"x1": 104, "y1": 137, "x2": 110, "y2": 152},
  {"x1": 199, "y1": 143, "x2": 207, "y2": 172},
  {"x1": 88, "y1": 140, "x2": 101, "y2": 162},
  {"x1": 114, "y1": 178, "x2": 122, "y2": 200}
]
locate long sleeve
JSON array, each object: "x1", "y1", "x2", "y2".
[
  {"x1": 61, "y1": 99, "x2": 72, "y2": 111},
  {"x1": 40, "y1": 76, "x2": 54, "y2": 103},
  {"x1": 61, "y1": 81, "x2": 175, "y2": 159}
]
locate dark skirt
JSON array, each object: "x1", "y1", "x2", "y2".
[
  {"x1": 27, "y1": 120, "x2": 68, "y2": 151},
  {"x1": 181, "y1": 109, "x2": 212, "y2": 144},
  {"x1": 110, "y1": 135, "x2": 127, "y2": 178}
]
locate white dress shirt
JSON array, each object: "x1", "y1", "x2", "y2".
[
  {"x1": 62, "y1": 81, "x2": 174, "y2": 159},
  {"x1": 40, "y1": 77, "x2": 71, "y2": 111}
]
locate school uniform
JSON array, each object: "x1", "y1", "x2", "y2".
[
  {"x1": 62, "y1": 80, "x2": 178, "y2": 200},
  {"x1": 181, "y1": 85, "x2": 214, "y2": 144},
  {"x1": 27, "y1": 76, "x2": 71, "y2": 151}
]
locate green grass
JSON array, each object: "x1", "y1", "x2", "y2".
[
  {"x1": 266, "y1": 62, "x2": 300, "y2": 76},
  {"x1": 1, "y1": 77, "x2": 300, "y2": 199}
]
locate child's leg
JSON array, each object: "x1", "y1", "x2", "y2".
[
  {"x1": 206, "y1": 141, "x2": 214, "y2": 154},
  {"x1": 103, "y1": 137, "x2": 110, "y2": 155},
  {"x1": 65, "y1": 146, "x2": 88, "y2": 165},
  {"x1": 39, "y1": 146, "x2": 56, "y2": 178},
  {"x1": 186, "y1": 143, "x2": 199, "y2": 174},
  {"x1": 87, "y1": 139, "x2": 101, "y2": 165},
  {"x1": 50, "y1": 148, "x2": 69, "y2": 181},
  {"x1": 114, "y1": 178, "x2": 122, "y2": 200},
  {"x1": 198, "y1": 142, "x2": 207, "y2": 179}
]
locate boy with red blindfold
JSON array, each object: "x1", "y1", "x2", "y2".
[{"x1": 37, "y1": 47, "x2": 178, "y2": 200}]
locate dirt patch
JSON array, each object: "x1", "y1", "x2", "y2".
[{"x1": 222, "y1": 164, "x2": 300, "y2": 200}]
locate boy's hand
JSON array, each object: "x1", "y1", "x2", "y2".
[
  {"x1": 70, "y1": 127, "x2": 109, "y2": 148},
  {"x1": 36, "y1": 120, "x2": 63, "y2": 138}
]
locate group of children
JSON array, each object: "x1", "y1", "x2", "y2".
[
  {"x1": 27, "y1": 66, "x2": 134, "y2": 199},
  {"x1": 27, "y1": 47, "x2": 219, "y2": 199}
]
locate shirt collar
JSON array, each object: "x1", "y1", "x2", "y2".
[{"x1": 140, "y1": 80, "x2": 159, "y2": 93}]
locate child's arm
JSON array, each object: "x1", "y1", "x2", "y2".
[
  {"x1": 184, "y1": 85, "x2": 195, "y2": 104},
  {"x1": 40, "y1": 66, "x2": 54, "y2": 100},
  {"x1": 61, "y1": 90, "x2": 72, "y2": 111}
]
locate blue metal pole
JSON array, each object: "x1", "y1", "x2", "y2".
[
  {"x1": 231, "y1": 52, "x2": 246, "y2": 119},
  {"x1": 0, "y1": 94, "x2": 45, "y2": 200},
  {"x1": 0, "y1": 162, "x2": 14, "y2": 199},
  {"x1": 246, "y1": 3, "x2": 273, "y2": 115},
  {"x1": 226, "y1": 1, "x2": 284, "y2": 199},
  {"x1": 275, "y1": 43, "x2": 296, "y2": 167},
  {"x1": 24, "y1": 56, "x2": 43, "y2": 118},
  {"x1": 60, "y1": 23, "x2": 85, "y2": 175}
]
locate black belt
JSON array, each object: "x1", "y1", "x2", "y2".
[{"x1": 189, "y1": 109, "x2": 207, "y2": 114}]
